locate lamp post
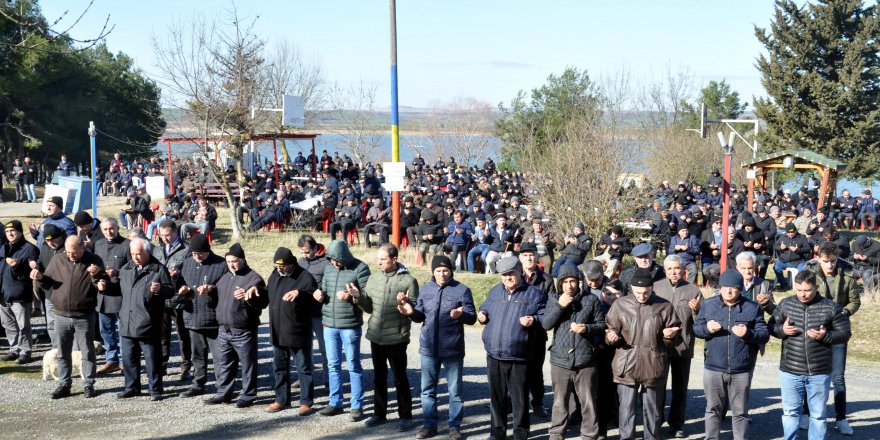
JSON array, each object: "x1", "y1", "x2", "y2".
[
  {"x1": 88, "y1": 121, "x2": 97, "y2": 218},
  {"x1": 717, "y1": 131, "x2": 735, "y2": 272}
]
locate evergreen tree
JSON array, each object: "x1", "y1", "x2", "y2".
[
  {"x1": 754, "y1": 0, "x2": 880, "y2": 178},
  {"x1": 682, "y1": 80, "x2": 748, "y2": 129}
]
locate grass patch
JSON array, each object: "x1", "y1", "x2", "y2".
[{"x1": 0, "y1": 360, "x2": 43, "y2": 379}]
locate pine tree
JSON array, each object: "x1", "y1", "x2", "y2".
[{"x1": 754, "y1": 0, "x2": 880, "y2": 178}]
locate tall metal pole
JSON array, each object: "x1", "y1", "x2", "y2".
[
  {"x1": 167, "y1": 142, "x2": 174, "y2": 193},
  {"x1": 88, "y1": 121, "x2": 97, "y2": 218},
  {"x1": 389, "y1": 0, "x2": 401, "y2": 246},
  {"x1": 718, "y1": 132, "x2": 734, "y2": 273},
  {"x1": 272, "y1": 138, "x2": 280, "y2": 187}
]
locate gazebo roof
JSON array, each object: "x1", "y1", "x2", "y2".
[{"x1": 741, "y1": 149, "x2": 845, "y2": 170}]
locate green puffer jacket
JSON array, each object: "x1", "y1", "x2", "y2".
[
  {"x1": 356, "y1": 263, "x2": 420, "y2": 346},
  {"x1": 320, "y1": 240, "x2": 371, "y2": 329}
]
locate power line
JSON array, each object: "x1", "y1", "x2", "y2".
[{"x1": 93, "y1": 128, "x2": 157, "y2": 149}]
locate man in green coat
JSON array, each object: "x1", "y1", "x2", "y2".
[
  {"x1": 315, "y1": 239, "x2": 371, "y2": 421},
  {"x1": 353, "y1": 244, "x2": 419, "y2": 431}
]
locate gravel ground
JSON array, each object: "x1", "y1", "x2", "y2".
[{"x1": 2, "y1": 313, "x2": 879, "y2": 440}]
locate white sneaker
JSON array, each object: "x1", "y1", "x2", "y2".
[
  {"x1": 835, "y1": 419, "x2": 854, "y2": 435},
  {"x1": 799, "y1": 414, "x2": 810, "y2": 430}
]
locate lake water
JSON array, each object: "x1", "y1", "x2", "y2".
[{"x1": 156, "y1": 133, "x2": 502, "y2": 167}]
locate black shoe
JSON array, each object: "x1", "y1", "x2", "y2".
[
  {"x1": 235, "y1": 400, "x2": 253, "y2": 408},
  {"x1": 51, "y1": 385, "x2": 71, "y2": 400},
  {"x1": 15, "y1": 354, "x2": 32, "y2": 365},
  {"x1": 117, "y1": 390, "x2": 141, "y2": 399},
  {"x1": 365, "y1": 416, "x2": 386, "y2": 427},
  {"x1": 151, "y1": 394, "x2": 164, "y2": 402},
  {"x1": 205, "y1": 395, "x2": 232, "y2": 405},
  {"x1": 1, "y1": 352, "x2": 18, "y2": 362},
  {"x1": 83, "y1": 386, "x2": 98, "y2": 399},
  {"x1": 319, "y1": 405, "x2": 344, "y2": 416},
  {"x1": 673, "y1": 429, "x2": 687, "y2": 438},
  {"x1": 448, "y1": 428, "x2": 463, "y2": 440},
  {"x1": 179, "y1": 387, "x2": 204, "y2": 398},
  {"x1": 398, "y1": 418, "x2": 414, "y2": 432},
  {"x1": 180, "y1": 363, "x2": 192, "y2": 381},
  {"x1": 350, "y1": 408, "x2": 364, "y2": 422},
  {"x1": 532, "y1": 405, "x2": 549, "y2": 418},
  {"x1": 416, "y1": 427, "x2": 437, "y2": 439}
]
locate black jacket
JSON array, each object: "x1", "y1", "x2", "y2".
[
  {"x1": 118, "y1": 256, "x2": 174, "y2": 339},
  {"x1": 216, "y1": 265, "x2": 268, "y2": 330},
  {"x1": 93, "y1": 235, "x2": 130, "y2": 314},
  {"x1": 542, "y1": 289, "x2": 606, "y2": 369},
  {"x1": 176, "y1": 253, "x2": 228, "y2": 330},
  {"x1": 0, "y1": 238, "x2": 39, "y2": 303},
  {"x1": 267, "y1": 265, "x2": 317, "y2": 348},
  {"x1": 771, "y1": 295, "x2": 851, "y2": 376}
]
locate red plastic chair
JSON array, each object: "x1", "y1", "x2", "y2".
[{"x1": 346, "y1": 228, "x2": 361, "y2": 246}]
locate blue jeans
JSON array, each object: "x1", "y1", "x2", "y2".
[
  {"x1": 780, "y1": 371, "x2": 831, "y2": 440},
  {"x1": 831, "y1": 343, "x2": 847, "y2": 420},
  {"x1": 146, "y1": 216, "x2": 167, "y2": 240},
  {"x1": 98, "y1": 312, "x2": 120, "y2": 365},
  {"x1": 421, "y1": 355, "x2": 464, "y2": 430},
  {"x1": 323, "y1": 326, "x2": 364, "y2": 409},
  {"x1": 773, "y1": 260, "x2": 806, "y2": 289},
  {"x1": 467, "y1": 243, "x2": 490, "y2": 273},
  {"x1": 25, "y1": 184, "x2": 35, "y2": 201}
]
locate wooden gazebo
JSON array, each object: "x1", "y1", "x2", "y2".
[{"x1": 741, "y1": 149, "x2": 846, "y2": 212}]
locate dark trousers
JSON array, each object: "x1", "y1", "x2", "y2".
[
  {"x1": 549, "y1": 365, "x2": 598, "y2": 440},
  {"x1": 371, "y1": 342, "x2": 412, "y2": 420},
  {"x1": 664, "y1": 356, "x2": 691, "y2": 430},
  {"x1": 273, "y1": 344, "x2": 314, "y2": 406},
  {"x1": 448, "y1": 244, "x2": 469, "y2": 270},
  {"x1": 312, "y1": 315, "x2": 328, "y2": 386},
  {"x1": 162, "y1": 309, "x2": 191, "y2": 365},
  {"x1": 189, "y1": 328, "x2": 219, "y2": 389},
  {"x1": 619, "y1": 384, "x2": 664, "y2": 440},
  {"x1": 527, "y1": 339, "x2": 546, "y2": 410},
  {"x1": 329, "y1": 221, "x2": 356, "y2": 241},
  {"x1": 487, "y1": 356, "x2": 529, "y2": 440},
  {"x1": 121, "y1": 335, "x2": 163, "y2": 396},
  {"x1": 364, "y1": 225, "x2": 389, "y2": 245},
  {"x1": 215, "y1": 327, "x2": 259, "y2": 403},
  {"x1": 596, "y1": 346, "x2": 618, "y2": 435}
]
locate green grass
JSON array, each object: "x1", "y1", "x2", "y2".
[{"x1": 0, "y1": 360, "x2": 42, "y2": 379}]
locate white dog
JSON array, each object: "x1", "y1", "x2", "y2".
[{"x1": 41, "y1": 349, "x2": 84, "y2": 381}]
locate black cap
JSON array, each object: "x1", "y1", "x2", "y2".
[
  {"x1": 5, "y1": 220, "x2": 23, "y2": 233},
  {"x1": 190, "y1": 234, "x2": 211, "y2": 253},
  {"x1": 431, "y1": 255, "x2": 453, "y2": 272},
  {"x1": 226, "y1": 243, "x2": 246, "y2": 259},
  {"x1": 519, "y1": 242, "x2": 538, "y2": 254},
  {"x1": 73, "y1": 211, "x2": 94, "y2": 227},
  {"x1": 273, "y1": 247, "x2": 296, "y2": 265},
  {"x1": 43, "y1": 224, "x2": 64, "y2": 241},
  {"x1": 630, "y1": 268, "x2": 654, "y2": 287},
  {"x1": 48, "y1": 196, "x2": 64, "y2": 209},
  {"x1": 785, "y1": 223, "x2": 798, "y2": 232}
]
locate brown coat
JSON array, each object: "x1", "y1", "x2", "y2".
[
  {"x1": 604, "y1": 293, "x2": 679, "y2": 387},
  {"x1": 40, "y1": 251, "x2": 106, "y2": 318}
]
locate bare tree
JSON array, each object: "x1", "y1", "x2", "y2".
[
  {"x1": 326, "y1": 80, "x2": 383, "y2": 165},
  {"x1": 153, "y1": 7, "x2": 273, "y2": 240},
  {"x1": 422, "y1": 97, "x2": 495, "y2": 167}
]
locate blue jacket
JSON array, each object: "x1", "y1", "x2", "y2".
[
  {"x1": 668, "y1": 234, "x2": 701, "y2": 265},
  {"x1": 694, "y1": 294, "x2": 770, "y2": 374},
  {"x1": 479, "y1": 282, "x2": 547, "y2": 362},
  {"x1": 33, "y1": 213, "x2": 77, "y2": 244},
  {"x1": 445, "y1": 220, "x2": 473, "y2": 246},
  {"x1": 409, "y1": 278, "x2": 476, "y2": 358}
]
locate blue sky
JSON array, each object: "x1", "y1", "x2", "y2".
[{"x1": 40, "y1": 0, "x2": 781, "y2": 109}]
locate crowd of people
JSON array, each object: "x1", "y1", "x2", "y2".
[{"x1": 0, "y1": 149, "x2": 869, "y2": 440}]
